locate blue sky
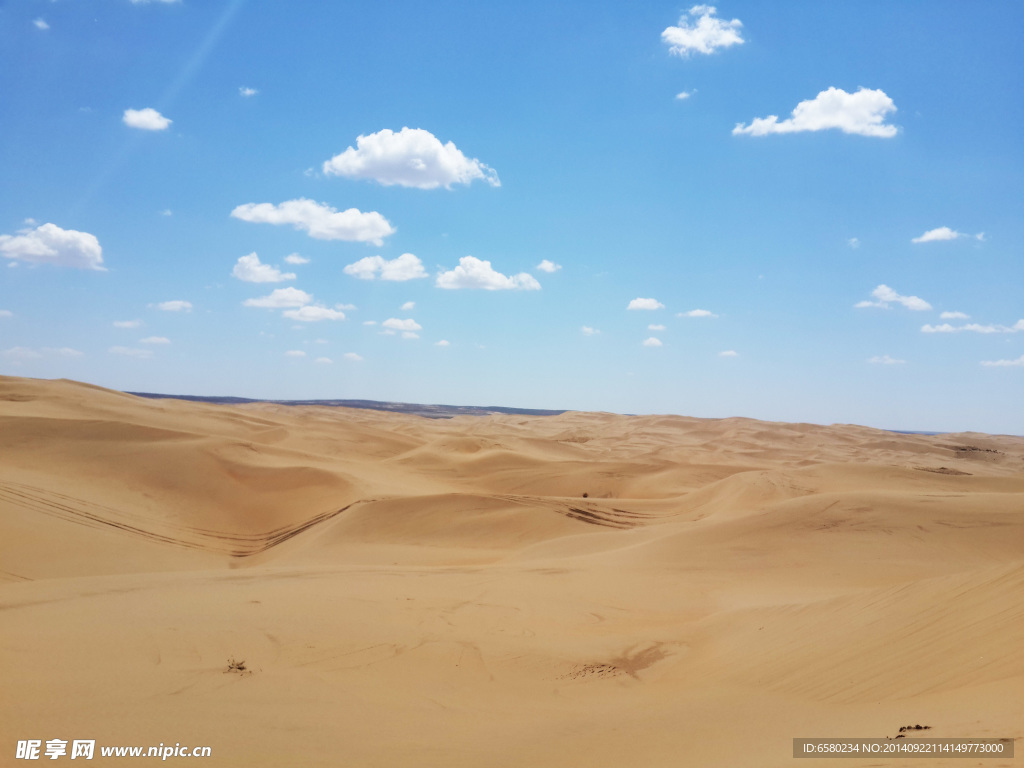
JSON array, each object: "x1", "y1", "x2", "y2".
[{"x1": 2, "y1": 1, "x2": 1022, "y2": 433}]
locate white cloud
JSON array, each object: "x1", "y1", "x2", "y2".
[
  {"x1": 848, "y1": 237, "x2": 860, "y2": 249},
  {"x1": 628, "y1": 298, "x2": 664, "y2": 310},
  {"x1": 662, "y1": 6, "x2": 744, "y2": 57},
  {"x1": 123, "y1": 107, "x2": 172, "y2": 131},
  {"x1": 719, "y1": 350, "x2": 738, "y2": 357},
  {"x1": 343, "y1": 253, "x2": 427, "y2": 281},
  {"x1": 284, "y1": 253, "x2": 309, "y2": 265},
  {"x1": 285, "y1": 350, "x2": 306, "y2": 358},
  {"x1": 157, "y1": 300, "x2": 192, "y2": 312},
  {"x1": 336, "y1": 303, "x2": 356, "y2": 311},
  {"x1": 400, "y1": 301, "x2": 416, "y2": 311},
  {"x1": 401, "y1": 332, "x2": 419, "y2": 339},
  {"x1": 678, "y1": 308, "x2": 717, "y2": 318},
  {"x1": 436, "y1": 256, "x2": 541, "y2": 290},
  {"x1": 435, "y1": 340, "x2": 450, "y2": 347},
  {"x1": 868, "y1": 354, "x2": 905, "y2": 365},
  {"x1": 382, "y1": 318, "x2": 422, "y2": 332},
  {"x1": 114, "y1": 320, "x2": 142, "y2": 328},
  {"x1": 0, "y1": 223, "x2": 104, "y2": 270},
  {"x1": 0, "y1": 310, "x2": 12, "y2": 318},
  {"x1": 922, "y1": 319, "x2": 1023, "y2": 334},
  {"x1": 733, "y1": 87, "x2": 898, "y2": 138},
  {"x1": 243, "y1": 287, "x2": 312, "y2": 309},
  {"x1": 981, "y1": 355, "x2": 1024, "y2": 368},
  {"x1": 648, "y1": 324, "x2": 666, "y2": 331},
  {"x1": 239, "y1": 87, "x2": 258, "y2": 98},
  {"x1": 536, "y1": 259, "x2": 561, "y2": 273},
  {"x1": 911, "y1": 227, "x2": 985, "y2": 244},
  {"x1": 642, "y1": 337, "x2": 663, "y2": 347},
  {"x1": 231, "y1": 252, "x2": 296, "y2": 283},
  {"x1": 675, "y1": 91, "x2": 693, "y2": 100},
  {"x1": 3, "y1": 347, "x2": 42, "y2": 360},
  {"x1": 109, "y1": 346, "x2": 153, "y2": 359},
  {"x1": 282, "y1": 305, "x2": 346, "y2": 322},
  {"x1": 581, "y1": 326, "x2": 600, "y2": 336},
  {"x1": 855, "y1": 285, "x2": 931, "y2": 311},
  {"x1": 231, "y1": 198, "x2": 395, "y2": 245},
  {"x1": 344, "y1": 352, "x2": 364, "y2": 361},
  {"x1": 140, "y1": 336, "x2": 170, "y2": 345},
  {"x1": 33, "y1": 18, "x2": 50, "y2": 30},
  {"x1": 322, "y1": 127, "x2": 500, "y2": 189},
  {"x1": 4, "y1": 346, "x2": 85, "y2": 360},
  {"x1": 940, "y1": 311, "x2": 969, "y2": 320},
  {"x1": 362, "y1": 320, "x2": 377, "y2": 326},
  {"x1": 314, "y1": 357, "x2": 332, "y2": 364}
]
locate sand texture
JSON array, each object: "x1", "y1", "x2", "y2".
[{"x1": 1, "y1": 375, "x2": 1022, "y2": 766}]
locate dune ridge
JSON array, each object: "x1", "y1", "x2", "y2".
[{"x1": 1, "y1": 375, "x2": 1021, "y2": 766}]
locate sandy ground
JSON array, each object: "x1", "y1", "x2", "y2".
[{"x1": 1, "y1": 375, "x2": 1021, "y2": 767}]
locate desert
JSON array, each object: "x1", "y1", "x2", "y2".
[{"x1": 0, "y1": 374, "x2": 1021, "y2": 766}]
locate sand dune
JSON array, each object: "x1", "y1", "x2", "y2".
[{"x1": 1, "y1": 375, "x2": 1021, "y2": 766}]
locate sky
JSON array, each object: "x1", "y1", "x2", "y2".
[{"x1": 1, "y1": 1, "x2": 1022, "y2": 434}]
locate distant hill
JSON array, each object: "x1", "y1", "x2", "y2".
[{"x1": 127, "y1": 391, "x2": 566, "y2": 419}]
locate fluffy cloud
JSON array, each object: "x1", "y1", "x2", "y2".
[
  {"x1": 239, "y1": 87, "x2": 258, "y2": 98},
  {"x1": 282, "y1": 306, "x2": 346, "y2": 322},
  {"x1": 581, "y1": 326, "x2": 600, "y2": 336},
  {"x1": 315, "y1": 357, "x2": 332, "y2": 364},
  {"x1": 344, "y1": 352, "x2": 364, "y2": 361},
  {"x1": 435, "y1": 340, "x2": 450, "y2": 348},
  {"x1": 733, "y1": 87, "x2": 897, "y2": 138},
  {"x1": 109, "y1": 346, "x2": 153, "y2": 359},
  {"x1": 382, "y1": 318, "x2": 422, "y2": 332},
  {"x1": 675, "y1": 91, "x2": 693, "y2": 100},
  {"x1": 868, "y1": 355, "x2": 905, "y2": 365},
  {"x1": 285, "y1": 350, "x2": 306, "y2": 358},
  {"x1": 114, "y1": 320, "x2": 142, "y2": 328},
  {"x1": 628, "y1": 298, "x2": 664, "y2": 310},
  {"x1": 243, "y1": 288, "x2": 312, "y2": 309},
  {"x1": 140, "y1": 336, "x2": 170, "y2": 345},
  {"x1": 922, "y1": 319, "x2": 1023, "y2": 334},
  {"x1": 536, "y1": 260, "x2": 561, "y2": 273},
  {"x1": 284, "y1": 253, "x2": 309, "y2": 265},
  {"x1": 157, "y1": 300, "x2": 192, "y2": 312},
  {"x1": 401, "y1": 301, "x2": 415, "y2": 311},
  {"x1": 679, "y1": 309, "x2": 717, "y2": 318},
  {"x1": 436, "y1": 256, "x2": 540, "y2": 290},
  {"x1": 662, "y1": 6, "x2": 744, "y2": 57},
  {"x1": 123, "y1": 107, "x2": 172, "y2": 131},
  {"x1": 981, "y1": 355, "x2": 1024, "y2": 368},
  {"x1": 642, "y1": 337, "x2": 663, "y2": 347},
  {"x1": 0, "y1": 223, "x2": 104, "y2": 270},
  {"x1": 231, "y1": 252, "x2": 296, "y2": 283},
  {"x1": 912, "y1": 227, "x2": 985, "y2": 244},
  {"x1": 3, "y1": 347, "x2": 42, "y2": 360},
  {"x1": 3, "y1": 346, "x2": 82, "y2": 360},
  {"x1": 322, "y1": 127, "x2": 499, "y2": 189},
  {"x1": 343, "y1": 253, "x2": 427, "y2": 281},
  {"x1": 34, "y1": 18, "x2": 49, "y2": 30},
  {"x1": 855, "y1": 285, "x2": 931, "y2": 311},
  {"x1": 940, "y1": 311, "x2": 969, "y2": 320},
  {"x1": 231, "y1": 199, "x2": 395, "y2": 245}
]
